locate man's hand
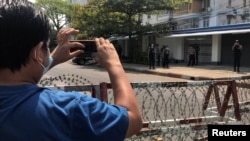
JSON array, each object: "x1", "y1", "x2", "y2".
[
  {"x1": 94, "y1": 38, "x2": 143, "y2": 137},
  {"x1": 51, "y1": 28, "x2": 84, "y2": 66},
  {"x1": 94, "y1": 38, "x2": 122, "y2": 69}
]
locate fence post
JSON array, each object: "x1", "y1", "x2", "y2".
[
  {"x1": 213, "y1": 84, "x2": 222, "y2": 112},
  {"x1": 219, "y1": 80, "x2": 241, "y2": 121},
  {"x1": 231, "y1": 80, "x2": 241, "y2": 121},
  {"x1": 100, "y1": 82, "x2": 108, "y2": 102},
  {"x1": 91, "y1": 86, "x2": 96, "y2": 98},
  {"x1": 203, "y1": 85, "x2": 213, "y2": 110},
  {"x1": 203, "y1": 83, "x2": 221, "y2": 111}
]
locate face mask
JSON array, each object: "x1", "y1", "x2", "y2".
[
  {"x1": 35, "y1": 48, "x2": 54, "y2": 74},
  {"x1": 39, "y1": 56, "x2": 53, "y2": 74}
]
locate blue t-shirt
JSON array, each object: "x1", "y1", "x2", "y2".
[{"x1": 0, "y1": 84, "x2": 129, "y2": 141}]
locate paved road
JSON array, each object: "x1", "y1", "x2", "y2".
[
  {"x1": 41, "y1": 61, "x2": 189, "y2": 86},
  {"x1": 41, "y1": 60, "x2": 250, "y2": 86}
]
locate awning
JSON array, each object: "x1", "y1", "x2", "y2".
[{"x1": 165, "y1": 29, "x2": 250, "y2": 38}]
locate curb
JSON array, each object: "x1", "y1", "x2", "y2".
[
  {"x1": 123, "y1": 66, "x2": 250, "y2": 81},
  {"x1": 124, "y1": 67, "x2": 198, "y2": 80}
]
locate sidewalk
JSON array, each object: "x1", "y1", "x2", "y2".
[{"x1": 122, "y1": 63, "x2": 250, "y2": 80}]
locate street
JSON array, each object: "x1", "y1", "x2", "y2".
[{"x1": 41, "y1": 60, "x2": 189, "y2": 85}]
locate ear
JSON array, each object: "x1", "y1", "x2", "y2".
[{"x1": 32, "y1": 41, "x2": 44, "y2": 63}]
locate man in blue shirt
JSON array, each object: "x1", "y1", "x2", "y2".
[{"x1": 0, "y1": 0, "x2": 142, "y2": 140}]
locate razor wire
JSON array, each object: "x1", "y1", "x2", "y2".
[{"x1": 39, "y1": 74, "x2": 250, "y2": 141}]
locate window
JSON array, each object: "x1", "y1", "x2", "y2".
[
  {"x1": 203, "y1": 18, "x2": 209, "y2": 27},
  {"x1": 191, "y1": 18, "x2": 199, "y2": 28},
  {"x1": 204, "y1": 0, "x2": 210, "y2": 7}
]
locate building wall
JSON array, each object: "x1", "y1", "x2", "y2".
[
  {"x1": 141, "y1": 35, "x2": 185, "y2": 62},
  {"x1": 156, "y1": 36, "x2": 185, "y2": 61},
  {"x1": 138, "y1": 0, "x2": 250, "y2": 65},
  {"x1": 116, "y1": 0, "x2": 250, "y2": 66},
  {"x1": 143, "y1": 0, "x2": 250, "y2": 30},
  {"x1": 221, "y1": 33, "x2": 250, "y2": 66},
  {"x1": 209, "y1": 0, "x2": 250, "y2": 26},
  {"x1": 191, "y1": 0, "x2": 202, "y2": 13}
]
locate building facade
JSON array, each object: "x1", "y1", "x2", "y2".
[{"x1": 137, "y1": 0, "x2": 250, "y2": 66}]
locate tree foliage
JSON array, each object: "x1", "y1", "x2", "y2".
[
  {"x1": 71, "y1": 0, "x2": 128, "y2": 39},
  {"x1": 36, "y1": 0, "x2": 74, "y2": 32},
  {"x1": 101, "y1": 0, "x2": 186, "y2": 59},
  {"x1": 103, "y1": 0, "x2": 192, "y2": 35},
  {"x1": 35, "y1": 0, "x2": 75, "y2": 49},
  {"x1": 35, "y1": 0, "x2": 192, "y2": 38},
  {"x1": 71, "y1": 0, "x2": 109, "y2": 38},
  {"x1": 70, "y1": 0, "x2": 192, "y2": 59},
  {"x1": 35, "y1": 0, "x2": 192, "y2": 52}
]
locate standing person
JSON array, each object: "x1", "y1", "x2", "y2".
[
  {"x1": 155, "y1": 44, "x2": 161, "y2": 66},
  {"x1": 187, "y1": 45, "x2": 195, "y2": 66},
  {"x1": 232, "y1": 40, "x2": 243, "y2": 72},
  {"x1": 148, "y1": 44, "x2": 156, "y2": 69},
  {"x1": 193, "y1": 43, "x2": 200, "y2": 65},
  {"x1": 162, "y1": 45, "x2": 170, "y2": 68},
  {"x1": 0, "y1": 1, "x2": 142, "y2": 141}
]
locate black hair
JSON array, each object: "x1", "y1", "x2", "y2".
[{"x1": 0, "y1": 0, "x2": 51, "y2": 72}]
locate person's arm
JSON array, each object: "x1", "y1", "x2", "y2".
[
  {"x1": 94, "y1": 38, "x2": 143, "y2": 138},
  {"x1": 239, "y1": 44, "x2": 243, "y2": 50}
]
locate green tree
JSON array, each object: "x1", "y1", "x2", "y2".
[
  {"x1": 102, "y1": 0, "x2": 192, "y2": 61},
  {"x1": 71, "y1": 0, "x2": 110, "y2": 38},
  {"x1": 35, "y1": 0, "x2": 74, "y2": 49},
  {"x1": 71, "y1": 0, "x2": 192, "y2": 60},
  {"x1": 36, "y1": 0, "x2": 73, "y2": 31},
  {"x1": 70, "y1": 3, "x2": 88, "y2": 39},
  {"x1": 71, "y1": 0, "x2": 127, "y2": 39}
]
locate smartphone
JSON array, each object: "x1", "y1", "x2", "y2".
[
  {"x1": 70, "y1": 40, "x2": 97, "y2": 58},
  {"x1": 70, "y1": 40, "x2": 97, "y2": 52}
]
